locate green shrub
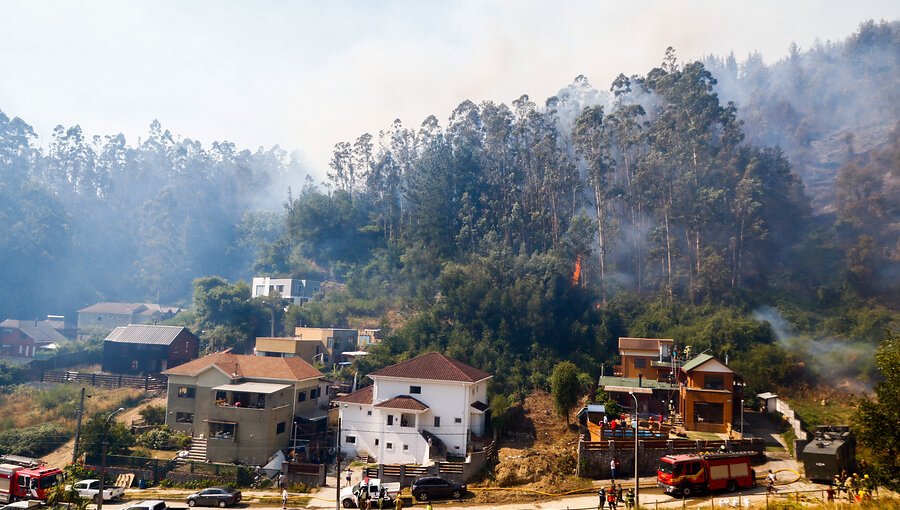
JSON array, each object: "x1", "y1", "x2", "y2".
[
  {"x1": 137, "y1": 428, "x2": 174, "y2": 450},
  {"x1": 0, "y1": 423, "x2": 71, "y2": 457},
  {"x1": 139, "y1": 405, "x2": 167, "y2": 425}
]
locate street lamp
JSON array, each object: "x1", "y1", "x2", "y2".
[
  {"x1": 628, "y1": 392, "x2": 639, "y2": 509},
  {"x1": 97, "y1": 407, "x2": 125, "y2": 510}
]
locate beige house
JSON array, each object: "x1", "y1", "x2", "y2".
[
  {"x1": 162, "y1": 352, "x2": 325, "y2": 464},
  {"x1": 255, "y1": 327, "x2": 358, "y2": 368},
  {"x1": 678, "y1": 354, "x2": 742, "y2": 434}
]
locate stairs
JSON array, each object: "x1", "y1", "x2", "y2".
[
  {"x1": 186, "y1": 436, "x2": 207, "y2": 462},
  {"x1": 420, "y1": 429, "x2": 447, "y2": 461}
]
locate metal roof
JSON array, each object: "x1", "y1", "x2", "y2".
[
  {"x1": 211, "y1": 382, "x2": 292, "y2": 394},
  {"x1": 681, "y1": 353, "x2": 715, "y2": 372},
  {"x1": 105, "y1": 324, "x2": 192, "y2": 345},
  {"x1": 599, "y1": 376, "x2": 677, "y2": 390}
]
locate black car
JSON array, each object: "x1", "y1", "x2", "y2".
[
  {"x1": 410, "y1": 476, "x2": 466, "y2": 501},
  {"x1": 186, "y1": 487, "x2": 242, "y2": 507}
]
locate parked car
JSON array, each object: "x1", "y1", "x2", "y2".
[
  {"x1": 410, "y1": 476, "x2": 466, "y2": 501},
  {"x1": 68, "y1": 479, "x2": 125, "y2": 502},
  {"x1": 186, "y1": 487, "x2": 242, "y2": 508},
  {"x1": 123, "y1": 501, "x2": 169, "y2": 510}
]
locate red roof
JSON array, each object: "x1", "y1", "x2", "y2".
[
  {"x1": 369, "y1": 352, "x2": 491, "y2": 383},
  {"x1": 163, "y1": 352, "x2": 322, "y2": 381},
  {"x1": 335, "y1": 385, "x2": 374, "y2": 405},
  {"x1": 374, "y1": 395, "x2": 429, "y2": 411}
]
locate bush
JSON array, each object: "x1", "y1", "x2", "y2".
[
  {"x1": 0, "y1": 423, "x2": 71, "y2": 457},
  {"x1": 136, "y1": 427, "x2": 190, "y2": 450},
  {"x1": 139, "y1": 405, "x2": 166, "y2": 425}
]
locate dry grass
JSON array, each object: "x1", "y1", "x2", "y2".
[{"x1": 0, "y1": 383, "x2": 145, "y2": 432}]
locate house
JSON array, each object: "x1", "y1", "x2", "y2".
[
  {"x1": 162, "y1": 352, "x2": 325, "y2": 465},
  {"x1": 77, "y1": 302, "x2": 181, "y2": 332},
  {"x1": 251, "y1": 277, "x2": 322, "y2": 305},
  {"x1": 0, "y1": 319, "x2": 68, "y2": 358},
  {"x1": 677, "y1": 354, "x2": 742, "y2": 434},
  {"x1": 335, "y1": 352, "x2": 492, "y2": 465},
  {"x1": 40, "y1": 315, "x2": 77, "y2": 340},
  {"x1": 358, "y1": 328, "x2": 382, "y2": 347},
  {"x1": 102, "y1": 325, "x2": 200, "y2": 374},
  {"x1": 600, "y1": 337, "x2": 679, "y2": 418},
  {"x1": 255, "y1": 327, "x2": 359, "y2": 369}
]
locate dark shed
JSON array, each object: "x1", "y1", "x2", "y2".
[{"x1": 102, "y1": 324, "x2": 200, "y2": 374}]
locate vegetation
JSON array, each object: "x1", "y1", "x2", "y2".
[
  {"x1": 854, "y1": 333, "x2": 900, "y2": 491},
  {"x1": 550, "y1": 362, "x2": 581, "y2": 424},
  {"x1": 139, "y1": 405, "x2": 167, "y2": 425}
]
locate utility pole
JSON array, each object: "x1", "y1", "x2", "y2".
[
  {"x1": 629, "y1": 392, "x2": 639, "y2": 509},
  {"x1": 72, "y1": 387, "x2": 87, "y2": 464},
  {"x1": 98, "y1": 408, "x2": 124, "y2": 510},
  {"x1": 335, "y1": 415, "x2": 342, "y2": 510}
]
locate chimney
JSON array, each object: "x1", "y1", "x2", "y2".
[{"x1": 638, "y1": 373, "x2": 643, "y2": 387}]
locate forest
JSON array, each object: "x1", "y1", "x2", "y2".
[{"x1": 0, "y1": 21, "x2": 897, "y2": 399}]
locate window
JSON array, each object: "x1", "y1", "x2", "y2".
[
  {"x1": 310, "y1": 388, "x2": 320, "y2": 399},
  {"x1": 131, "y1": 360, "x2": 139, "y2": 369},
  {"x1": 367, "y1": 410, "x2": 372, "y2": 416},
  {"x1": 346, "y1": 436, "x2": 356, "y2": 444},
  {"x1": 298, "y1": 391, "x2": 307, "y2": 402},
  {"x1": 434, "y1": 416, "x2": 441, "y2": 427},
  {"x1": 703, "y1": 375, "x2": 725, "y2": 390},
  {"x1": 387, "y1": 415, "x2": 394, "y2": 426},
  {"x1": 178, "y1": 386, "x2": 196, "y2": 398},
  {"x1": 410, "y1": 386, "x2": 421, "y2": 394},
  {"x1": 374, "y1": 439, "x2": 379, "y2": 446},
  {"x1": 633, "y1": 358, "x2": 647, "y2": 369},
  {"x1": 403, "y1": 444, "x2": 409, "y2": 451},
  {"x1": 385, "y1": 442, "x2": 393, "y2": 450},
  {"x1": 275, "y1": 285, "x2": 284, "y2": 293},
  {"x1": 176, "y1": 412, "x2": 194, "y2": 423},
  {"x1": 255, "y1": 285, "x2": 265, "y2": 295},
  {"x1": 276, "y1": 422, "x2": 286, "y2": 434},
  {"x1": 694, "y1": 402, "x2": 724, "y2": 424},
  {"x1": 454, "y1": 418, "x2": 462, "y2": 424}
]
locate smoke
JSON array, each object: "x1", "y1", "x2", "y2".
[{"x1": 752, "y1": 306, "x2": 877, "y2": 393}]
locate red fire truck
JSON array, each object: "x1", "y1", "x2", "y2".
[
  {"x1": 0, "y1": 463, "x2": 64, "y2": 503},
  {"x1": 657, "y1": 452, "x2": 756, "y2": 497}
]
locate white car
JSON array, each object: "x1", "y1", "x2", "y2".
[
  {"x1": 68, "y1": 479, "x2": 126, "y2": 503},
  {"x1": 123, "y1": 501, "x2": 169, "y2": 510},
  {"x1": 0, "y1": 501, "x2": 43, "y2": 510}
]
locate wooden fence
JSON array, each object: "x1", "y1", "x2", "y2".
[{"x1": 19, "y1": 368, "x2": 167, "y2": 392}]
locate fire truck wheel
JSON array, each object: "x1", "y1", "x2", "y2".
[
  {"x1": 727, "y1": 480, "x2": 737, "y2": 492},
  {"x1": 681, "y1": 485, "x2": 693, "y2": 497}
]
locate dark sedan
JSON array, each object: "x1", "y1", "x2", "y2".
[
  {"x1": 410, "y1": 476, "x2": 466, "y2": 501},
  {"x1": 186, "y1": 487, "x2": 242, "y2": 508}
]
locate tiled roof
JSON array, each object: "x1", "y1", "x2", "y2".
[
  {"x1": 681, "y1": 353, "x2": 715, "y2": 372},
  {"x1": 618, "y1": 337, "x2": 674, "y2": 350},
  {"x1": 374, "y1": 395, "x2": 429, "y2": 411},
  {"x1": 163, "y1": 352, "x2": 322, "y2": 382},
  {"x1": 0, "y1": 320, "x2": 68, "y2": 344},
  {"x1": 105, "y1": 325, "x2": 195, "y2": 345},
  {"x1": 335, "y1": 385, "x2": 374, "y2": 405},
  {"x1": 369, "y1": 352, "x2": 492, "y2": 383},
  {"x1": 79, "y1": 302, "x2": 148, "y2": 314}
]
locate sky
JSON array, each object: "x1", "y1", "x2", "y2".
[{"x1": 1, "y1": 1, "x2": 898, "y2": 180}]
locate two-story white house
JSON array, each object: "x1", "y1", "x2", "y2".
[{"x1": 335, "y1": 352, "x2": 492, "y2": 465}]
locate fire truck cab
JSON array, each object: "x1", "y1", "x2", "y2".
[
  {"x1": 657, "y1": 452, "x2": 755, "y2": 497},
  {"x1": 0, "y1": 464, "x2": 64, "y2": 503}
]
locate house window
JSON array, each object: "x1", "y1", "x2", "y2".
[
  {"x1": 255, "y1": 285, "x2": 265, "y2": 295},
  {"x1": 386, "y1": 442, "x2": 393, "y2": 450},
  {"x1": 454, "y1": 418, "x2": 462, "y2": 424},
  {"x1": 310, "y1": 388, "x2": 320, "y2": 399},
  {"x1": 275, "y1": 285, "x2": 285, "y2": 293},
  {"x1": 375, "y1": 439, "x2": 379, "y2": 446},
  {"x1": 298, "y1": 391, "x2": 307, "y2": 402},
  {"x1": 434, "y1": 416, "x2": 441, "y2": 427},
  {"x1": 367, "y1": 410, "x2": 372, "y2": 416},
  {"x1": 403, "y1": 444, "x2": 409, "y2": 451},
  {"x1": 387, "y1": 415, "x2": 394, "y2": 426},
  {"x1": 694, "y1": 402, "x2": 724, "y2": 424},
  {"x1": 633, "y1": 358, "x2": 647, "y2": 369},
  {"x1": 276, "y1": 422, "x2": 286, "y2": 434},
  {"x1": 703, "y1": 375, "x2": 725, "y2": 390},
  {"x1": 209, "y1": 422, "x2": 236, "y2": 439},
  {"x1": 175, "y1": 412, "x2": 194, "y2": 423},
  {"x1": 178, "y1": 387, "x2": 196, "y2": 398},
  {"x1": 410, "y1": 386, "x2": 421, "y2": 394},
  {"x1": 131, "y1": 360, "x2": 139, "y2": 369},
  {"x1": 346, "y1": 436, "x2": 356, "y2": 444}
]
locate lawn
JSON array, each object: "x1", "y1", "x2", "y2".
[{"x1": 781, "y1": 388, "x2": 856, "y2": 429}]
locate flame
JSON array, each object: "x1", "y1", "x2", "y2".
[{"x1": 572, "y1": 255, "x2": 581, "y2": 285}]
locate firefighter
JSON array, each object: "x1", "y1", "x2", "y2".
[
  {"x1": 624, "y1": 488, "x2": 635, "y2": 510},
  {"x1": 597, "y1": 486, "x2": 606, "y2": 510}
]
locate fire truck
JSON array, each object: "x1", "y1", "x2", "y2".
[
  {"x1": 0, "y1": 462, "x2": 64, "y2": 503},
  {"x1": 657, "y1": 452, "x2": 756, "y2": 497}
]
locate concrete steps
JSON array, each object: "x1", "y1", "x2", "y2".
[{"x1": 186, "y1": 436, "x2": 207, "y2": 462}]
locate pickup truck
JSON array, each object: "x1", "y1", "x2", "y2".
[
  {"x1": 339, "y1": 478, "x2": 401, "y2": 508},
  {"x1": 68, "y1": 479, "x2": 125, "y2": 503}
]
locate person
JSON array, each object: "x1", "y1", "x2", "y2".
[
  {"x1": 826, "y1": 485, "x2": 835, "y2": 502},
  {"x1": 603, "y1": 414, "x2": 609, "y2": 425},
  {"x1": 378, "y1": 487, "x2": 386, "y2": 510},
  {"x1": 606, "y1": 485, "x2": 617, "y2": 510},
  {"x1": 625, "y1": 488, "x2": 635, "y2": 510},
  {"x1": 766, "y1": 470, "x2": 777, "y2": 493},
  {"x1": 345, "y1": 469, "x2": 352, "y2": 487},
  {"x1": 281, "y1": 488, "x2": 288, "y2": 510},
  {"x1": 610, "y1": 458, "x2": 618, "y2": 481},
  {"x1": 597, "y1": 486, "x2": 606, "y2": 510},
  {"x1": 393, "y1": 495, "x2": 403, "y2": 510},
  {"x1": 360, "y1": 488, "x2": 369, "y2": 509},
  {"x1": 617, "y1": 483, "x2": 623, "y2": 504},
  {"x1": 424, "y1": 503, "x2": 433, "y2": 510}
]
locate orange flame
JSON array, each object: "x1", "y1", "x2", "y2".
[{"x1": 572, "y1": 255, "x2": 582, "y2": 285}]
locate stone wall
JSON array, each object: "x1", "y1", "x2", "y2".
[{"x1": 577, "y1": 438, "x2": 765, "y2": 479}]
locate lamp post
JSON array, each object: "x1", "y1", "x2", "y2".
[
  {"x1": 628, "y1": 392, "x2": 639, "y2": 509},
  {"x1": 740, "y1": 399, "x2": 744, "y2": 437},
  {"x1": 97, "y1": 407, "x2": 125, "y2": 510}
]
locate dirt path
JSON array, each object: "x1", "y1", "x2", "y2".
[{"x1": 41, "y1": 396, "x2": 166, "y2": 468}]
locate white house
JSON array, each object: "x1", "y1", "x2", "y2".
[
  {"x1": 335, "y1": 352, "x2": 492, "y2": 465},
  {"x1": 251, "y1": 277, "x2": 321, "y2": 305}
]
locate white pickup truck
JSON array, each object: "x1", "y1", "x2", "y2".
[
  {"x1": 339, "y1": 478, "x2": 401, "y2": 508},
  {"x1": 69, "y1": 479, "x2": 125, "y2": 503}
]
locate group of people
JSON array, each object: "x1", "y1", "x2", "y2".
[
  {"x1": 829, "y1": 471, "x2": 875, "y2": 502},
  {"x1": 597, "y1": 484, "x2": 635, "y2": 510}
]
